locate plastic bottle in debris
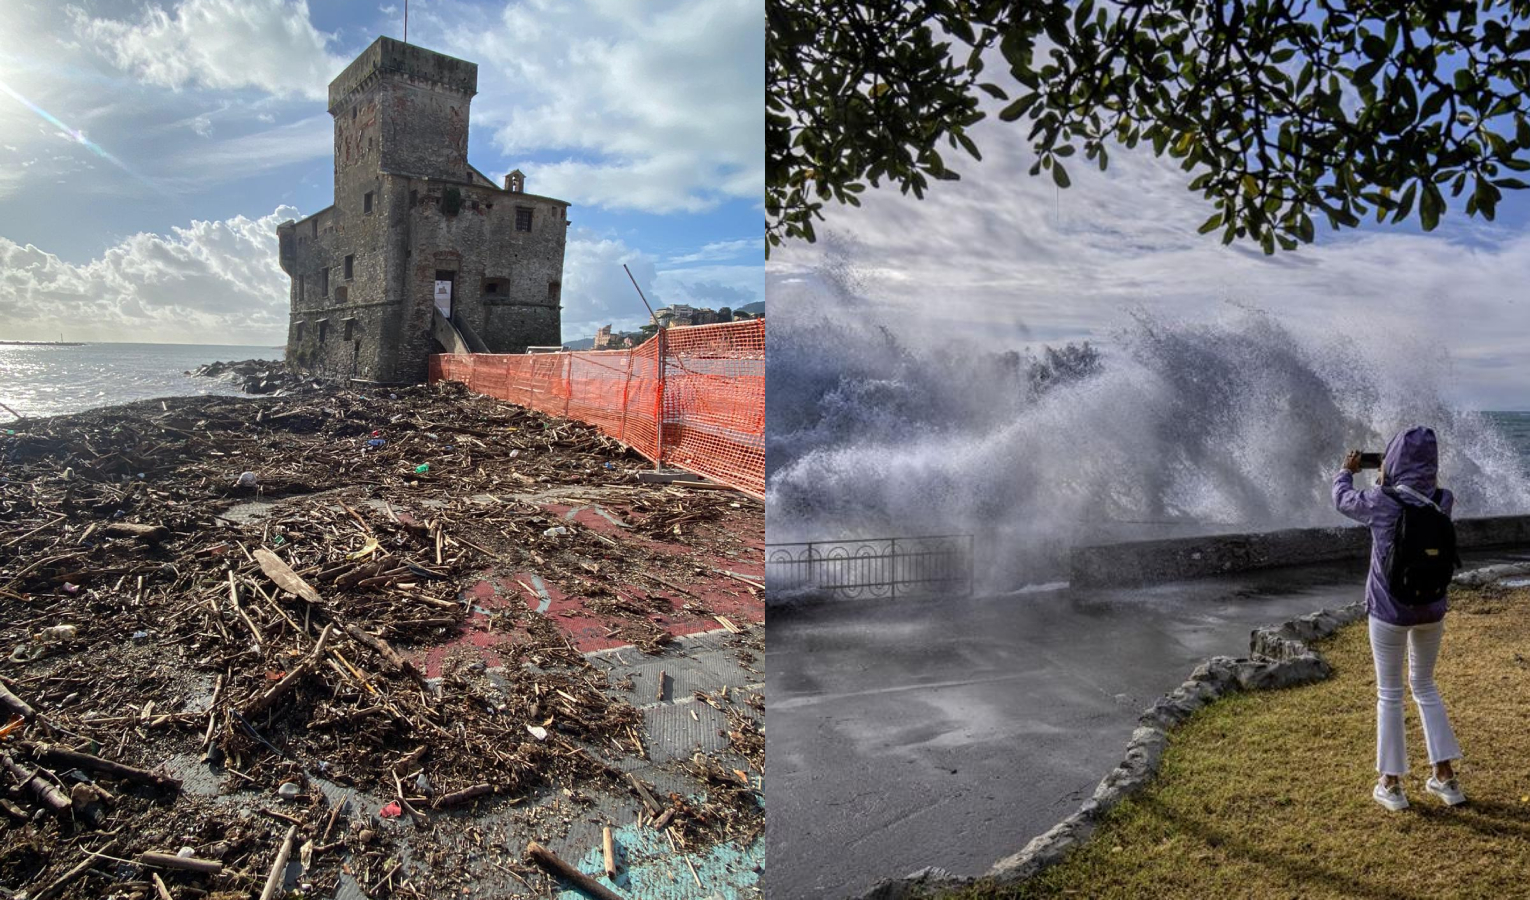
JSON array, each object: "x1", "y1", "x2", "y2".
[
  {"x1": 39, "y1": 624, "x2": 78, "y2": 642},
  {"x1": 414, "y1": 463, "x2": 430, "y2": 474}
]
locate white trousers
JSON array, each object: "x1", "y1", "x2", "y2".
[{"x1": 1368, "y1": 616, "x2": 1462, "y2": 776}]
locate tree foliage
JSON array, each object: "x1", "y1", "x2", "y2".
[{"x1": 767, "y1": 1, "x2": 1530, "y2": 255}]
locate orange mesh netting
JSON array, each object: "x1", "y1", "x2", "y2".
[{"x1": 429, "y1": 319, "x2": 765, "y2": 498}]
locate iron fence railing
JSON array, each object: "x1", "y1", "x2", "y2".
[{"x1": 764, "y1": 534, "x2": 974, "y2": 600}]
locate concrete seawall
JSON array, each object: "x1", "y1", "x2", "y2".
[{"x1": 1071, "y1": 514, "x2": 1530, "y2": 587}]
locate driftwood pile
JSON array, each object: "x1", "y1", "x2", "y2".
[{"x1": 0, "y1": 379, "x2": 763, "y2": 898}]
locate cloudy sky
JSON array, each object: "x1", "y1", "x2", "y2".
[
  {"x1": 0, "y1": 0, "x2": 762, "y2": 345},
  {"x1": 769, "y1": 94, "x2": 1530, "y2": 412}
]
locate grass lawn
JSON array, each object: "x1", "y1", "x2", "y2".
[{"x1": 947, "y1": 585, "x2": 1530, "y2": 900}]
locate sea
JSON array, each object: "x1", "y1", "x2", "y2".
[
  {"x1": 2, "y1": 342, "x2": 1528, "y2": 474},
  {"x1": 0, "y1": 342, "x2": 282, "y2": 418}
]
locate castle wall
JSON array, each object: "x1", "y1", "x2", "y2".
[
  {"x1": 281, "y1": 36, "x2": 567, "y2": 384},
  {"x1": 407, "y1": 179, "x2": 567, "y2": 365}
]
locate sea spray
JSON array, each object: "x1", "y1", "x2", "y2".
[{"x1": 767, "y1": 281, "x2": 1530, "y2": 590}]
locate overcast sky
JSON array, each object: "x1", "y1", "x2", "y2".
[
  {"x1": 769, "y1": 94, "x2": 1530, "y2": 412},
  {"x1": 0, "y1": 0, "x2": 762, "y2": 345}
]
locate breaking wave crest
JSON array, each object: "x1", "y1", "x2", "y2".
[{"x1": 766, "y1": 273, "x2": 1530, "y2": 588}]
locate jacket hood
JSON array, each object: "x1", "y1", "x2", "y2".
[{"x1": 1383, "y1": 425, "x2": 1438, "y2": 495}]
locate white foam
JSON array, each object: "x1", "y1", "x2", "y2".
[{"x1": 767, "y1": 266, "x2": 1530, "y2": 590}]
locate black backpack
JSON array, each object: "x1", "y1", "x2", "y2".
[{"x1": 1381, "y1": 487, "x2": 1460, "y2": 606}]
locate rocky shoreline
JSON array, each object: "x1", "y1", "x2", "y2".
[{"x1": 187, "y1": 358, "x2": 303, "y2": 395}]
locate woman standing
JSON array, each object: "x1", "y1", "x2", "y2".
[{"x1": 1333, "y1": 425, "x2": 1465, "y2": 811}]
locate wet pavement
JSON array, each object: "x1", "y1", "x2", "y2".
[{"x1": 765, "y1": 551, "x2": 1530, "y2": 899}]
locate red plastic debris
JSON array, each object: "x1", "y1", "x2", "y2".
[{"x1": 379, "y1": 801, "x2": 402, "y2": 819}]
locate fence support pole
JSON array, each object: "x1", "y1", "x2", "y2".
[
  {"x1": 890, "y1": 538, "x2": 897, "y2": 600},
  {"x1": 654, "y1": 327, "x2": 666, "y2": 471}
]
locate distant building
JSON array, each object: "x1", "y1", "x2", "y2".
[
  {"x1": 593, "y1": 324, "x2": 614, "y2": 349},
  {"x1": 278, "y1": 37, "x2": 570, "y2": 383}
]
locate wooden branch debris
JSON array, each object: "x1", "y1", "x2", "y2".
[
  {"x1": 342, "y1": 623, "x2": 425, "y2": 685},
  {"x1": 32, "y1": 840, "x2": 119, "y2": 900},
  {"x1": 627, "y1": 772, "x2": 662, "y2": 816},
  {"x1": 0, "y1": 680, "x2": 36, "y2": 721},
  {"x1": 431, "y1": 783, "x2": 493, "y2": 810},
  {"x1": 22, "y1": 742, "x2": 180, "y2": 792},
  {"x1": 228, "y1": 570, "x2": 264, "y2": 650},
  {"x1": 1, "y1": 752, "x2": 99, "y2": 824},
  {"x1": 526, "y1": 841, "x2": 625, "y2": 900},
  {"x1": 103, "y1": 522, "x2": 171, "y2": 543},
  {"x1": 258, "y1": 824, "x2": 298, "y2": 900},
  {"x1": 136, "y1": 851, "x2": 223, "y2": 875},
  {"x1": 602, "y1": 826, "x2": 617, "y2": 877},
  {"x1": 253, "y1": 548, "x2": 322, "y2": 604},
  {"x1": 242, "y1": 623, "x2": 333, "y2": 716}
]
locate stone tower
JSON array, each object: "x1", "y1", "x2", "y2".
[{"x1": 278, "y1": 37, "x2": 569, "y2": 383}]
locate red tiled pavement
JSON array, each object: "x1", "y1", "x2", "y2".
[{"x1": 414, "y1": 499, "x2": 762, "y2": 677}]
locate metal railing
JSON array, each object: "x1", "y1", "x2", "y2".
[{"x1": 765, "y1": 534, "x2": 974, "y2": 600}]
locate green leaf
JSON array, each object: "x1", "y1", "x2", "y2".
[
  {"x1": 1391, "y1": 182, "x2": 1417, "y2": 223},
  {"x1": 1052, "y1": 162, "x2": 1071, "y2": 188},
  {"x1": 1197, "y1": 212, "x2": 1224, "y2": 234},
  {"x1": 998, "y1": 93, "x2": 1041, "y2": 122},
  {"x1": 1419, "y1": 181, "x2": 1444, "y2": 231}
]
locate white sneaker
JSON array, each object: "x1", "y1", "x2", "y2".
[
  {"x1": 1426, "y1": 776, "x2": 1466, "y2": 807},
  {"x1": 1373, "y1": 780, "x2": 1409, "y2": 811}
]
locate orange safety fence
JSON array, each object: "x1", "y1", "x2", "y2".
[{"x1": 429, "y1": 319, "x2": 765, "y2": 498}]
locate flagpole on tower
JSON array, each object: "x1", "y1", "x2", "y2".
[{"x1": 404, "y1": 0, "x2": 408, "y2": 43}]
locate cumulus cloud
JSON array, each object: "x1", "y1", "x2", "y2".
[
  {"x1": 69, "y1": 0, "x2": 345, "y2": 100},
  {"x1": 0, "y1": 207, "x2": 298, "y2": 343},
  {"x1": 429, "y1": 0, "x2": 762, "y2": 215},
  {"x1": 769, "y1": 114, "x2": 1530, "y2": 410},
  {"x1": 559, "y1": 230, "x2": 660, "y2": 341},
  {"x1": 550, "y1": 230, "x2": 765, "y2": 342},
  {"x1": 0, "y1": 212, "x2": 760, "y2": 347}
]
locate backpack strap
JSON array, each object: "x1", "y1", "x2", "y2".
[{"x1": 1390, "y1": 483, "x2": 1444, "y2": 513}]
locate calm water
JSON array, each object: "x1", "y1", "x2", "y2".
[{"x1": 0, "y1": 343, "x2": 282, "y2": 418}]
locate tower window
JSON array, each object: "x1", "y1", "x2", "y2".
[
  {"x1": 515, "y1": 207, "x2": 533, "y2": 232},
  {"x1": 364, "y1": 192, "x2": 373, "y2": 214},
  {"x1": 318, "y1": 319, "x2": 329, "y2": 343},
  {"x1": 343, "y1": 318, "x2": 355, "y2": 341},
  {"x1": 547, "y1": 281, "x2": 561, "y2": 304},
  {"x1": 320, "y1": 267, "x2": 329, "y2": 297},
  {"x1": 344, "y1": 255, "x2": 354, "y2": 280},
  {"x1": 311, "y1": 219, "x2": 318, "y2": 237},
  {"x1": 410, "y1": 189, "x2": 418, "y2": 207}
]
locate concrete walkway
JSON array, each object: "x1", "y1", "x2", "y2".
[{"x1": 765, "y1": 552, "x2": 1529, "y2": 899}]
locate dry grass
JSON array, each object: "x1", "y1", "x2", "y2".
[{"x1": 947, "y1": 585, "x2": 1530, "y2": 900}]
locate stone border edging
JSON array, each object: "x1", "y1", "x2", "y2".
[
  {"x1": 852, "y1": 601, "x2": 1370, "y2": 900},
  {"x1": 848, "y1": 561, "x2": 1530, "y2": 900}
]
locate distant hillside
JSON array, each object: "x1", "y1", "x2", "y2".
[
  {"x1": 739, "y1": 301, "x2": 765, "y2": 315},
  {"x1": 563, "y1": 337, "x2": 596, "y2": 350}
]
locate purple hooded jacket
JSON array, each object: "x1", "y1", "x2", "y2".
[{"x1": 1332, "y1": 426, "x2": 1454, "y2": 626}]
